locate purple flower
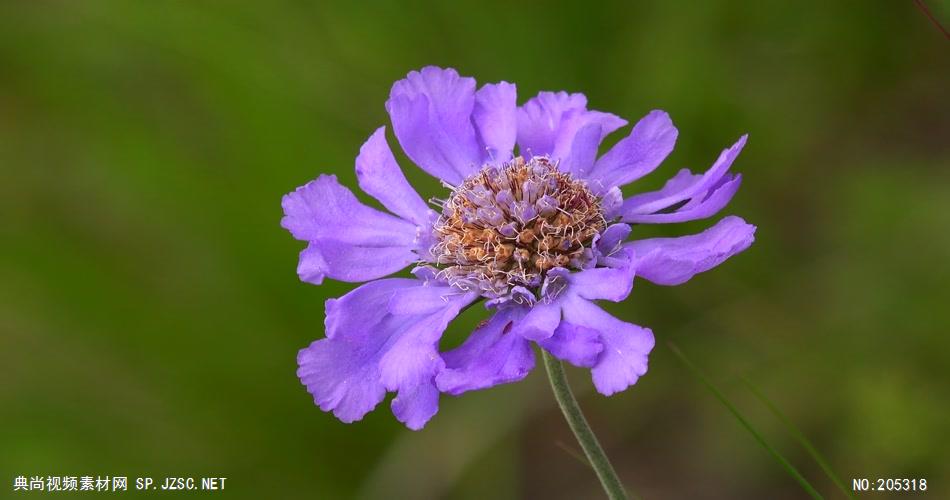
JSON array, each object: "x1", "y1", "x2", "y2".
[{"x1": 283, "y1": 67, "x2": 755, "y2": 430}]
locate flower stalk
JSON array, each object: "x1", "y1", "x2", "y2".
[{"x1": 541, "y1": 350, "x2": 630, "y2": 500}]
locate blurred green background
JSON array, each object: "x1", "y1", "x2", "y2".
[{"x1": 2, "y1": 1, "x2": 948, "y2": 498}]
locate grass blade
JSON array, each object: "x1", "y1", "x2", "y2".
[
  {"x1": 741, "y1": 378, "x2": 853, "y2": 499},
  {"x1": 554, "y1": 440, "x2": 594, "y2": 469},
  {"x1": 667, "y1": 341, "x2": 823, "y2": 500}
]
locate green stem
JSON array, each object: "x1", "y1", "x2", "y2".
[
  {"x1": 541, "y1": 350, "x2": 630, "y2": 500},
  {"x1": 667, "y1": 342, "x2": 823, "y2": 500}
]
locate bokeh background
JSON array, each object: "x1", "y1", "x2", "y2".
[{"x1": 2, "y1": 1, "x2": 948, "y2": 498}]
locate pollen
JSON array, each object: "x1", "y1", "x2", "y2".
[{"x1": 430, "y1": 156, "x2": 606, "y2": 299}]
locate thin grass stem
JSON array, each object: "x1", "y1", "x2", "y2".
[
  {"x1": 741, "y1": 378, "x2": 853, "y2": 499},
  {"x1": 667, "y1": 341, "x2": 823, "y2": 500}
]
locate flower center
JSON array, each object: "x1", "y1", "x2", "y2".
[{"x1": 430, "y1": 156, "x2": 606, "y2": 301}]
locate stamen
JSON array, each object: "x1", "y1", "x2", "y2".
[{"x1": 430, "y1": 156, "x2": 606, "y2": 301}]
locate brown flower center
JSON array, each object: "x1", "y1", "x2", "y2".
[{"x1": 430, "y1": 156, "x2": 605, "y2": 299}]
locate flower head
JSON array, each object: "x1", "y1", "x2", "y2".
[
  {"x1": 431, "y1": 155, "x2": 607, "y2": 303},
  {"x1": 282, "y1": 66, "x2": 755, "y2": 429}
]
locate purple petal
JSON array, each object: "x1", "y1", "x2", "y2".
[
  {"x1": 473, "y1": 81, "x2": 517, "y2": 162},
  {"x1": 538, "y1": 321, "x2": 604, "y2": 368},
  {"x1": 585, "y1": 110, "x2": 678, "y2": 192},
  {"x1": 516, "y1": 91, "x2": 626, "y2": 161},
  {"x1": 378, "y1": 314, "x2": 448, "y2": 391},
  {"x1": 388, "y1": 283, "x2": 476, "y2": 315},
  {"x1": 620, "y1": 135, "x2": 747, "y2": 223},
  {"x1": 516, "y1": 91, "x2": 586, "y2": 157},
  {"x1": 386, "y1": 67, "x2": 483, "y2": 184},
  {"x1": 600, "y1": 186, "x2": 624, "y2": 220},
  {"x1": 377, "y1": 315, "x2": 445, "y2": 391},
  {"x1": 297, "y1": 244, "x2": 328, "y2": 285},
  {"x1": 379, "y1": 295, "x2": 474, "y2": 429},
  {"x1": 562, "y1": 296, "x2": 655, "y2": 396},
  {"x1": 297, "y1": 240, "x2": 419, "y2": 284},
  {"x1": 594, "y1": 223, "x2": 632, "y2": 266},
  {"x1": 297, "y1": 337, "x2": 386, "y2": 423},
  {"x1": 627, "y1": 216, "x2": 756, "y2": 285},
  {"x1": 391, "y1": 381, "x2": 441, "y2": 431},
  {"x1": 633, "y1": 135, "x2": 747, "y2": 214},
  {"x1": 624, "y1": 175, "x2": 742, "y2": 224},
  {"x1": 324, "y1": 278, "x2": 418, "y2": 339},
  {"x1": 567, "y1": 251, "x2": 636, "y2": 302},
  {"x1": 559, "y1": 122, "x2": 603, "y2": 177},
  {"x1": 281, "y1": 175, "x2": 416, "y2": 245},
  {"x1": 509, "y1": 301, "x2": 561, "y2": 341},
  {"x1": 356, "y1": 126, "x2": 434, "y2": 226},
  {"x1": 437, "y1": 308, "x2": 536, "y2": 395},
  {"x1": 301, "y1": 312, "x2": 451, "y2": 430},
  {"x1": 552, "y1": 108, "x2": 626, "y2": 163},
  {"x1": 306, "y1": 278, "x2": 476, "y2": 430},
  {"x1": 619, "y1": 168, "x2": 698, "y2": 210},
  {"x1": 378, "y1": 289, "x2": 476, "y2": 385},
  {"x1": 282, "y1": 174, "x2": 425, "y2": 284}
]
